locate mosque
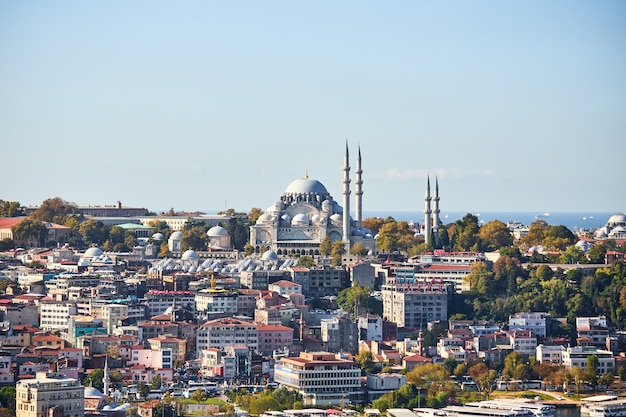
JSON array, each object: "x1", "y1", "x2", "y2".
[{"x1": 249, "y1": 144, "x2": 377, "y2": 257}]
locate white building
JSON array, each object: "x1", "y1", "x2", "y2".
[
  {"x1": 16, "y1": 371, "x2": 84, "y2": 417},
  {"x1": 509, "y1": 312, "x2": 548, "y2": 338},
  {"x1": 194, "y1": 288, "x2": 238, "y2": 314},
  {"x1": 562, "y1": 346, "x2": 615, "y2": 374},
  {"x1": 196, "y1": 317, "x2": 258, "y2": 353},
  {"x1": 536, "y1": 344, "x2": 565, "y2": 364},
  {"x1": 274, "y1": 352, "x2": 361, "y2": 406},
  {"x1": 357, "y1": 314, "x2": 383, "y2": 342},
  {"x1": 268, "y1": 280, "x2": 302, "y2": 296},
  {"x1": 39, "y1": 299, "x2": 77, "y2": 331}
]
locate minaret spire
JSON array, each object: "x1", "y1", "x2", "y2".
[
  {"x1": 103, "y1": 355, "x2": 111, "y2": 396},
  {"x1": 342, "y1": 141, "x2": 351, "y2": 248},
  {"x1": 355, "y1": 145, "x2": 363, "y2": 228},
  {"x1": 424, "y1": 175, "x2": 432, "y2": 245},
  {"x1": 433, "y1": 176, "x2": 440, "y2": 244}
]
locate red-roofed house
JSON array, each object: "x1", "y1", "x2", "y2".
[{"x1": 402, "y1": 354, "x2": 432, "y2": 371}]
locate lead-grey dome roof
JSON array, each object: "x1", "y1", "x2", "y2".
[{"x1": 284, "y1": 176, "x2": 329, "y2": 196}]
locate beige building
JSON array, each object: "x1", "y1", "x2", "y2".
[
  {"x1": 381, "y1": 284, "x2": 448, "y2": 329},
  {"x1": 147, "y1": 335, "x2": 187, "y2": 364},
  {"x1": 16, "y1": 371, "x2": 84, "y2": 417}
]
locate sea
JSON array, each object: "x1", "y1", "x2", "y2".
[
  {"x1": 555, "y1": 406, "x2": 580, "y2": 417},
  {"x1": 362, "y1": 211, "x2": 616, "y2": 232}
]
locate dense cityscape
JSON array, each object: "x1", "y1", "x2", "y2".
[{"x1": 0, "y1": 146, "x2": 625, "y2": 417}]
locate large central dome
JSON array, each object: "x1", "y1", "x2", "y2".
[{"x1": 284, "y1": 176, "x2": 329, "y2": 196}]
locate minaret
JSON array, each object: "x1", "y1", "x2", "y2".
[
  {"x1": 342, "y1": 141, "x2": 351, "y2": 248},
  {"x1": 355, "y1": 145, "x2": 363, "y2": 228},
  {"x1": 424, "y1": 176, "x2": 432, "y2": 245},
  {"x1": 433, "y1": 176, "x2": 440, "y2": 243},
  {"x1": 103, "y1": 356, "x2": 110, "y2": 397}
]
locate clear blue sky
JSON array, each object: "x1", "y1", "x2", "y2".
[{"x1": 1, "y1": 1, "x2": 625, "y2": 214}]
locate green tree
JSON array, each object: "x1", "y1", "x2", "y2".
[
  {"x1": 158, "y1": 242, "x2": 171, "y2": 257},
  {"x1": 79, "y1": 219, "x2": 108, "y2": 246},
  {"x1": 544, "y1": 225, "x2": 577, "y2": 250},
  {"x1": 319, "y1": 237, "x2": 332, "y2": 256},
  {"x1": 137, "y1": 381, "x2": 150, "y2": 399},
  {"x1": 150, "y1": 374, "x2": 162, "y2": 390},
  {"x1": 558, "y1": 246, "x2": 586, "y2": 265},
  {"x1": 466, "y1": 262, "x2": 495, "y2": 297},
  {"x1": 248, "y1": 208, "x2": 263, "y2": 223},
  {"x1": 337, "y1": 284, "x2": 382, "y2": 318},
  {"x1": 502, "y1": 352, "x2": 523, "y2": 380},
  {"x1": 222, "y1": 215, "x2": 250, "y2": 251},
  {"x1": 181, "y1": 227, "x2": 207, "y2": 251},
  {"x1": 11, "y1": 218, "x2": 47, "y2": 247},
  {"x1": 0, "y1": 200, "x2": 23, "y2": 217},
  {"x1": 330, "y1": 241, "x2": 346, "y2": 265},
  {"x1": 362, "y1": 217, "x2": 385, "y2": 235},
  {"x1": 442, "y1": 357, "x2": 457, "y2": 374},
  {"x1": 524, "y1": 220, "x2": 549, "y2": 246},
  {"x1": 377, "y1": 220, "x2": 419, "y2": 253},
  {"x1": 451, "y1": 214, "x2": 481, "y2": 252},
  {"x1": 588, "y1": 243, "x2": 607, "y2": 264},
  {"x1": 354, "y1": 350, "x2": 375, "y2": 375},
  {"x1": 83, "y1": 368, "x2": 104, "y2": 390},
  {"x1": 586, "y1": 355, "x2": 599, "y2": 389},
  {"x1": 0, "y1": 386, "x2": 16, "y2": 416},
  {"x1": 296, "y1": 255, "x2": 315, "y2": 268},
  {"x1": 0, "y1": 239, "x2": 15, "y2": 251},
  {"x1": 350, "y1": 242, "x2": 369, "y2": 256},
  {"x1": 479, "y1": 220, "x2": 513, "y2": 251},
  {"x1": 244, "y1": 243, "x2": 255, "y2": 256},
  {"x1": 30, "y1": 197, "x2": 77, "y2": 224}
]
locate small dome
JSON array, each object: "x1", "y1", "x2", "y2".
[
  {"x1": 281, "y1": 214, "x2": 291, "y2": 222},
  {"x1": 261, "y1": 250, "x2": 278, "y2": 261},
  {"x1": 291, "y1": 213, "x2": 308, "y2": 225},
  {"x1": 256, "y1": 213, "x2": 271, "y2": 224},
  {"x1": 284, "y1": 177, "x2": 329, "y2": 196},
  {"x1": 330, "y1": 213, "x2": 343, "y2": 223},
  {"x1": 84, "y1": 386, "x2": 104, "y2": 398},
  {"x1": 181, "y1": 250, "x2": 198, "y2": 260},
  {"x1": 207, "y1": 226, "x2": 229, "y2": 237},
  {"x1": 84, "y1": 247, "x2": 103, "y2": 258},
  {"x1": 170, "y1": 231, "x2": 183, "y2": 239},
  {"x1": 152, "y1": 232, "x2": 164, "y2": 240},
  {"x1": 311, "y1": 214, "x2": 320, "y2": 222},
  {"x1": 78, "y1": 259, "x2": 91, "y2": 267}
]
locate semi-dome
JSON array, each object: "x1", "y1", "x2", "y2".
[
  {"x1": 181, "y1": 250, "x2": 199, "y2": 260},
  {"x1": 284, "y1": 177, "x2": 329, "y2": 196},
  {"x1": 207, "y1": 226, "x2": 229, "y2": 237},
  {"x1": 84, "y1": 247, "x2": 103, "y2": 258}
]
